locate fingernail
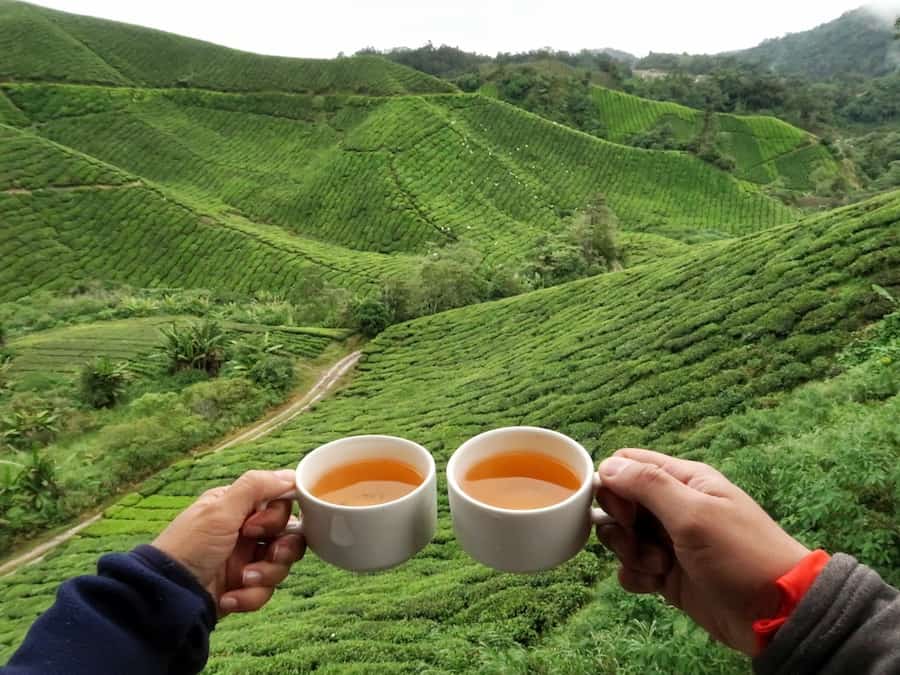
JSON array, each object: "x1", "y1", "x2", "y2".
[
  {"x1": 243, "y1": 570, "x2": 263, "y2": 585},
  {"x1": 243, "y1": 525, "x2": 264, "y2": 538},
  {"x1": 220, "y1": 596, "x2": 238, "y2": 612},
  {"x1": 600, "y1": 457, "x2": 632, "y2": 478},
  {"x1": 275, "y1": 469, "x2": 296, "y2": 483},
  {"x1": 273, "y1": 545, "x2": 291, "y2": 564}
]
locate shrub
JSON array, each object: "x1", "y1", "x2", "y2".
[
  {"x1": 352, "y1": 297, "x2": 392, "y2": 337},
  {"x1": 157, "y1": 320, "x2": 227, "y2": 376},
  {"x1": 1, "y1": 406, "x2": 60, "y2": 451},
  {"x1": 228, "y1": 331, "x2": 285, "y2": 372},
  {"x1": 248, "y1": 355, "x2": 295, "y2": 393},
  {"x1": 78, "y1": 357, "x2": 130, "y2": 409}
]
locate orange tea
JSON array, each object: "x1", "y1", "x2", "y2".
[
  {"x1": 310, "y1": 458, "x2": 424, "y2": 506},
  {"x1": 460, "y1": 450, "x2": 581, "y2": 509}
]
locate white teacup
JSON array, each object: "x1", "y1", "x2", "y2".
[
  {"x1": 281, "y1": 435, "x2": 437, "y2": 572},
  {"x1": 447, "y1": 426, "x2": 615, "y2": 573}
]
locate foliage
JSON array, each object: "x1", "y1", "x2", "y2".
[
  {"x1": 1, "y1": 406, "x2": 60, "y2": 451},
  {"x1": 350, "y1": 297, "x2": 392, "y2": 338},
  {"x1": 157, "y1": 320, "x2": 227, "y2": 376},
  {"x1": 524, "y1": 194, "x2": 621, "y2": 287},
  {"x1": 593, "y1": 86, "x2": 836, "y2": 189},
  {"x1": 247, "y1": 355, "x2": 295, "y2": 393},
  {"x1": 0, "y1": 81, "x2": 797, "y2": 307},
  {"x1": 78, "y1": 357, "x2": 129, "y2": 409},
  {"x1": 226, "y1": 332, "x2": 286, "y2": 373}
]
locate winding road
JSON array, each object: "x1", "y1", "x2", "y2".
[{"x1": 0, "y1": 350, "x2": 361, "y2": 577}]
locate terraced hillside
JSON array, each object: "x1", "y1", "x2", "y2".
[
  {"x1": 6, "y1": 317, "x2": 344, "y2": 376},
  {"x1": 0, "y1": 0, "x2": 453, "y2": 95},
  {"x1": 2, "y1": 190, "x2": 896, "y2": 672},
  {"x1": 591, "y1": 86, "x2": 838, "y2": 189},
  {"x1": 0, "y1": 80, "x2": 796, "y2": 295},
  {"x1": 0, "y1": 123, "x2": 417, "y2": 301}
]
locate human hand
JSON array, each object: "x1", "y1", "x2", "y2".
[
  {"x1": 152, "y1": 469, "x2": 305, "y2": 617},
  {"x1": 595, "y1": 449, "x2": 809, "y2": 656}
]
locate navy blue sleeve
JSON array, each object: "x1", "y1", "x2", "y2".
[{"x1": 2, "y1": 545, "x2": 217, "y2": 675}]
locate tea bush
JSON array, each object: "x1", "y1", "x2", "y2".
[{"x1": 1, "y1": 192, "x2": 895, "y2": 671}]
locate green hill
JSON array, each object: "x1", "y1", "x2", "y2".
[
  {"x1": 0, "y1": 123, "x2": 417, "y2": 302},
  {"x1": 475, "y1": 66, "x2": 841, "y2": 191},
  {"x1": 0, "y1": 0, "x2": 454, "y2": 95},
  {"x1": 1, "y1": 79, "x2": 802, "y2": 301},
  {"x1": 591, "y1": 86, "x2": 838, "y2": 190},
  {"x1": 1, "y1": 189, "x2": 896, "y2": 671}
]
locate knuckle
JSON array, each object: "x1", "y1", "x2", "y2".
[{"x1": 635, "y1": 464, "x2": 669, "y2": 488}]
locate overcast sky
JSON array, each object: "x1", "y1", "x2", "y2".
[{"x1": 28, "y1": 1, "x2": 900, "y2": 59}]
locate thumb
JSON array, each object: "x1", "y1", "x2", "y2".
[
  {"x1": 598, "y1": 457, "x2": 699, "y2": 535},
  {"x1": 220, "y1": 469, "x2": 297, "y2": 523}
]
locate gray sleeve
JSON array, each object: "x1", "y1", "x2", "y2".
[{"x1": 753, "y1": 553, "x2": 900, "y2": 675}]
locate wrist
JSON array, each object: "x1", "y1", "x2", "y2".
[{"x1": 751, "y1": 549, "x2": 831, "y2": 653}]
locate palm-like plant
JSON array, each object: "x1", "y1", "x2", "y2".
[
  {"x1": 79, "y1": 357, "x2": 130, "y2": 408},
  {"x1": 228, "y1": 331, "x2": 285, "y2": 373},
  {"x1": 157, "y1": 320, "x2": 227, "y2": 376},
  {"x1": 1, "y1": 408, "x2": 60, "y2": 451}
]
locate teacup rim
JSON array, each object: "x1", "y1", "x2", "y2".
[
  {"x1": 296, "y1": 434, "x2": 436, "y2": 511},
  {"x1": 446, "y1": 426, "x2": 595, "y2": 516}
]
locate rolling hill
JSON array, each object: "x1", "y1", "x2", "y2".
[
  {"x1": 0, "y1": 0, "x2": 454, "y2": 94},
  {"x1": 0, "y1": 1, "x2": 849, "y2": 308},
  {"x1": 590, "y1": 86, "x2": 837, "y2": 189},
  {"x1": 0, "y1": 188, "x2": 896, "y2": 671},
  {"x1": 0, "y1": 81, "x2": 801, "y2": 301},
  {"x1": 472, "y1": 64, "x2": 841, "y2": 191}
]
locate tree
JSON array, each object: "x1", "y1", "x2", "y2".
[
  {"x1": 78, "y1": 358, "x2": 130, "y2": 409},
  {"x1": 573, "y1": 193, "x2": 621, "y2": 271},
  {"x1": 415, "y1": 245, "x2": 490, "y2": 315},
  {"x1": 248, "y1": 355, "x2": 295, "y2": 393},
  {"x1": 157, "y1": 320, "x2": 227, "y2": 376},
  {"x1": 351, "y1": 298, "x2": 392, "y2": 337}
]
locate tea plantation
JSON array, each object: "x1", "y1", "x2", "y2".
[
  {"x1": 590, "y1": 86, "x2": 839, "y2": 190},
  {"x1": 1, "y1": 3, "x2": 897, "y2": 672},
  {"x1": 0, "y1": 1, "x2": 453, "y2": 95},
  {"x1": 6, "y1": 317, "x2": 342, "y2": 375},
  {"x1": 1, "y1": 190, "x2": 896, "y2": 672}
]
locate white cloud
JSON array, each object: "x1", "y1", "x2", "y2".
[{"x1": 28, "y1": 1, "x2": 896, "y2": 59}]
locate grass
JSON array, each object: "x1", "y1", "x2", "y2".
[
  {"x1": 0, "y1": 189, "x2": 896, "y2": 671},
  {"x1": 0, "y1": 1, "x2": 453, "y2": 95}
]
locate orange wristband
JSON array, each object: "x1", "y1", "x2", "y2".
[{"x1": 752, "y1": 549, "x2": 831, "y2": 651}]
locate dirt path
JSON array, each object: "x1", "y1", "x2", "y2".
[{"x1": 0, "y1": 350, "x2": 361, "y2": 577}]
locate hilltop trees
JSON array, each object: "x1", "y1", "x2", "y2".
[{"x1": 525, "y1": 193, "x2": 621, "y2": 287}]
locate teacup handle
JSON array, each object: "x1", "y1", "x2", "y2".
[
  {"x1": 259, "y1": 489, "x2": 305, "y2": 537},
  {"x1": 590, "y1": 473, "x2": 616, "y2": 527}
]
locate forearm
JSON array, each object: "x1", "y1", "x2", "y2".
[
  {"x1": 753, "y1": 553, "x2": 900, "y2": 675},
  {"x1": 3, "y1": 545, "x2": 216, "y2": 675}
]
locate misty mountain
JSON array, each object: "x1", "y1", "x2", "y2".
[{"x1": 731, "y1": 6, "x2": 899, "y2": 79}]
